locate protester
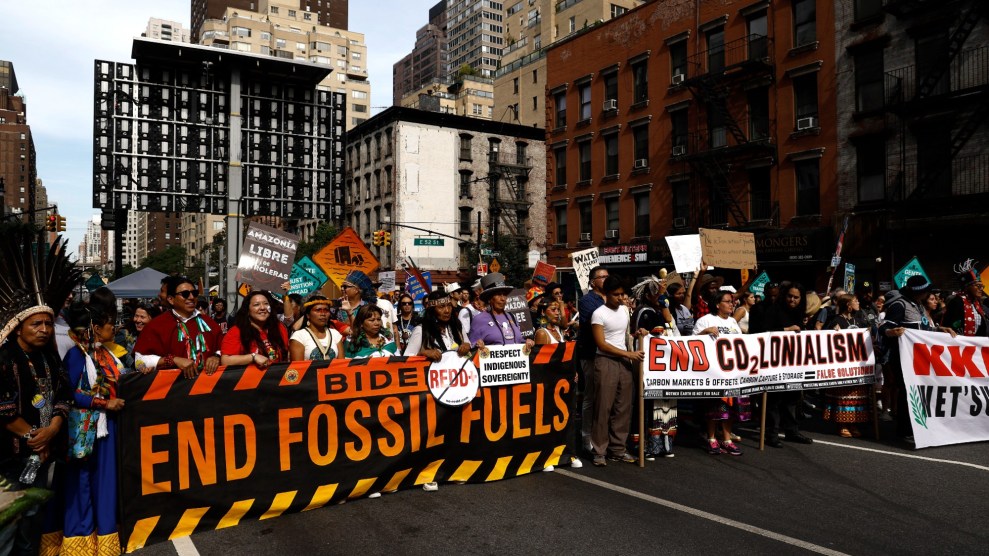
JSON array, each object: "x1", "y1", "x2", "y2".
[
  {"x1": 820, "y1": 294, "x2": 872, "y2": 438},
  {"x1": 115, "y1": 303, "x2": 159, "y2": 373},
  {"x1": 403, "y1": 291, "x2": 471, "y2": 361},
  {"x1": 666, "y1": 282, "x2": 694, "y2": 336},
  {"x1": 134, "y1": 276, "x2": 222, "y2": 379},
  {"x1": 280, "y1": 293, "x2": 304, "y2": 333},
  {"x1": 944, "y1": 259, "x2": 987, "y2": 337},
  {"x1": 576, "y1": 266, "x2": 609, "y2": 455},
  {"x1": 344, "y1": 305, "x2": 397, "y2": 358},
  {"x1": 220, "y1": 291, "x2": 290, "y2": 369},
  {"x1": 211, "y1": 298, "x2": 229, "y2": 334},
  {"x1": 733, "y1": 291, "x2": 756, "y2": 333},
  {"x1": 589, "y1": 277, "x2": 646, "y2": 466},
  {"x1": 469, "y1": 273, "x2": 533, "y2": 350},
  {"x1": 394, "y1": 293, "x2": 421, "y2": 354},
  {"x1": 747, "y1": 282, "x2": 780, "y2": 334},
  {"x1": 760, "y1": 282, "x2": 813, "y2": 447},
  {"x1": 631, "y1": 278, "x2": 676, "y2": 459},
  {"x1": 61, "y1": 302, "x2": 125, "y2": 554},
  {"x1": 337, "y1": 271, "x2": 377, "y2": 335},
  {"x1": 533, "y1": 298, "x2": 566, "y2": 345},
  {"x1": 289, "y1": 296, "x2": 344, "y2": 361},
  {"x1": 693, "y1": 290, "x2": 749, "y2": 456},
  {"x1": 691, "y1": 273, "x2": 724, "y2": 320}
]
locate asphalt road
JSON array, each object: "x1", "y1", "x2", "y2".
[{"x1": 134, "y1": 418, "x2": 989, "y2": 556}]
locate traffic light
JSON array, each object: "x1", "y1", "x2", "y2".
[
  {"x1": 383, "y1": 231, "x2": 391, "y2": 247},
  {"x1": 372, "y1": 230, "x2": 383, "y2": 246},
  {"x1": 45, "y1": 214, "x2": 57, "y2": 232},
  {"x1": 57, "y1": 215, "x2": 67, "y2": 233}
]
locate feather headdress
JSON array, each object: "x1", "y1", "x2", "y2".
[
  {"x1": 0, "y1": 227, "x2": 82, "y2": 345},
  {"x1": 954, "y1": 258, "x2": 981, "y2": 287}
]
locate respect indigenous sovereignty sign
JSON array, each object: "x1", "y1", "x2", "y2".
[
  {"x1": 642, "y1": 330, "x2": 875, "y2": 398},
  {"x1": 117, "y1": 344, "x2": 576, "y2": 552},
  {"x1": 899, "y1": 329, "x2": 989, "y2": 449},
  {"x1": 235, "y1": 223, "x2": 299, "y2": 291}
]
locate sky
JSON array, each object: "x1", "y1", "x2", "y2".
[{"x1": 0, "y1": 0, "x2": 436, "y2": 253}]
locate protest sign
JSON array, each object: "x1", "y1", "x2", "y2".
[
  {"x1": 569, "y1": 247, "x2": 599, "y2": 294},
  {"x1": 748, "y1": 271, "x2": 771, "y2": 298},
  {"x1": 844, "y1": 262, "x2": 856, "y2": 294},
  {"x1": 296, "y1": 256, "x2": 329, "y2": 286},
  {"x1": 118, "y1": 344, "x2": 576, "y2": 552},
  {"x1": 377, "y1": 271, "x2": 396, "y2": 293},
  {"x1": 312, "y1": 227, "x2": 380, "y2": 287},
  {"x1": 288, "y1": 264, "x2": 321, "y2": 297},
  {"x1": 506, "y1": 289, "x2": 535, "y2": 340},
  {"x1": 893, "y1": 257, "x2": 930, "y2": 289},
  {"x1": 478, "y1": 344, "x2": 532, "y2": 387},
  {"x1": 235, "y1": 223, "x2": 299, "y2": 291},
  {"x1": 699, "y1": 228, "x2": 757, "y2": 270},
  {"x1": 642, "y1": 330, "x2": 875, "y2": 398},
  {"x1": 531, "y1": 261, "x2": 556, "y2": 287},
  {"x1": 665, "y1": 235, "x2": 704, "y2": 273},
  {"x1": 899, "y1": 329, "x2": 989, "y2": 449}
]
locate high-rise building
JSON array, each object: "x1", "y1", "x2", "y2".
[
  {"x1": 198, "y1": 0, "x2": 370, "y2": 129},
  {"x1": 393, "y1": 0, "x2": 449, "y2": 104},
  {"x1": 181, "y1": 213, "x2": 226, "y2": 266},
  {"x1": 144, "y1": 18, "x2": 191, "y2": 43},
  {"x1": 399, "y1": 75, "x2": 495, "y2": 120},
  {"x1": 445, "y1": 0, "x2": 505, "y2": 79},
  {"x1": 191, "y1": 0, "x2": 348, "y2": 42},
  {"x1": 0, "y1": 60, "x2": 38, "y2": 221},
  {"x1": 493, "y1": 0, "x2": 644, "y2": 127},
  {"x1": 146, "y1": 213, "x2": 183, "y2": 260}
]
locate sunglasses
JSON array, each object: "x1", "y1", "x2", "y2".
[
  {"x1": 175, "y1": 290, "x2": 199, "y2": 299},
  {"x1": 399, "y1": 302, "x2": 413, "y2": 306}
]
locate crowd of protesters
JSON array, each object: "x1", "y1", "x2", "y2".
[{"x1": 0, "y1": 252, "x2": 985, "y2": 554}]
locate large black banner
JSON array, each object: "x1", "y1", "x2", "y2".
[{"x1": 119, "y1": 343, "x2": 576, "y2": 551}]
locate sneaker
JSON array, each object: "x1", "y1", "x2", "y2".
[
  {"x1": 707, "y1": 438, "x2": 724, "y2": 455},
  {"x1": 663, "y1": 452, "x2": 675, "y2": 458},
  {"x1": 569, "y1": 457, "x2": 583, "y2": 469},
  {"x1": 422, "y1": 482, "x2": 438, "y2": 491},
  {"x1": 542, "y1": 465, "x2": 555, "y2": 472},
  {"x1": 607, "y1": 452, "x2": 637, "y2": 464},
  {"x1": 644, "y1": 452, "x2": 657, "y2": 462},
  {"x1": 720, "y1": 440, "x2": 742, "y2": 456},
  {"x1": 729, "y1": 432, "x2": 742, "y2": 442},
  {"x1": 592, "y1": 455, "x2": 607, "y2": 467}
]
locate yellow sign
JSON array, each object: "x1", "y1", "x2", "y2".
[
  {"x1": 237, "y1": 283, "x2": 251, "y2": 297},
  {"x1": 489, "y1": 258, "x2": 501, "y2": 274},
  {"x1": 741, "y1": 269, "x2": 750, "y2": 285},
  {"x1": 312, "y1": 227, "x2": 380, "y2": 287}
]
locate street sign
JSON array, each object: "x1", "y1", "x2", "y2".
[
  {"x1": 480, "y1": 248, "x2": 493, "y2": 256},
  {"x1": 490, "y1": 258, "x2": 501, "y2": 274},
  {"x1": 477, "y1": 263, "x2": 488, "y2": 275},
  {"x1": 414, "y1": 237, "x2": 445, "y2": 246},
  {"x1": 893, "y1": 257, "x2": 930, "y2": 289}
]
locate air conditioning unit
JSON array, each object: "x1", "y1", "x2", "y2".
[
  {"x1": 673, "y1": 217, "x2": 687, "y2": 228},
  {"x1": 672, "y1": 145, "x2": 687, "y2": 156},
  {"x1": 603, "y1": 99, "x2": 617, "y2": 111},
  {"x1": 796, "y1": 116, "x2": 818, "y2": 131},
  {"x1": 633, "y1": 158, "x2": 648, "y2": 169},
  {"x1": 671, "y1": 73, "x2": 685, "y2": 85},
  {"x1": 604, "y1": 229, "x2": 619, "y2": 239},
  {"x1": 580, "y1": 232, "x2": 592, "y2": 242}
]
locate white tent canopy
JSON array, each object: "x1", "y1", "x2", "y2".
[{"x1": 103, "y1": 267, "x2": 168, "y2": 298}]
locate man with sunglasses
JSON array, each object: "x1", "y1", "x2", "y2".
[{"x1": 134, "y1": 276, "x2": 222, "y2": 379}]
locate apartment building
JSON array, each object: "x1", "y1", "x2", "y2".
[
  {"x1": 446, "y1": 0, "x2": 506, "y2": 79},
  {"x1": 145, "y1": 18, "x2": 191, "y2": 42},
  {"x1": 191, "y1": 0, "x2": 347, "y2": 42},
  {"x1": 0, "y1": 61, "x2": 38, "y2": 221},
  {"x1": 394, "y1": 0, "x2": 450, "y2": 104},
  {"x1": 399, "y1": 75, "x2": 496, "y2": 120}
]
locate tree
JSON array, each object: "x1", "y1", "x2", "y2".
[
  {"x1": 120, "y1": 264, "x2": 138, "y2": 277},
  {"x1": 463, "y1": 233, "x2": 530, "y2": 289},
  {"x1": 296, "y1": 223, "x2": 339, "y2": 261},
  {"x1": 456, "y1": 63, "x2": 480, "y2": 80},
  {"x1": 139, "y1": 245, "x2": 188, "y2": 276}
]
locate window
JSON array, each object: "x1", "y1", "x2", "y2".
[
  {"x1": 288, "y1": 9, "x2": 297, "y2": 17},
  {"x1": 578, "y1": 82, "x2": 592, "y2": 121},
  {"x1": 297, "y1": 42, "x2": 307, "y2": 52},
  {"x1": 352, "y1": 90, "x2": 368, "y2": 99},
  {"x1": 555, "y1": 204, "x2": 568, "y2": 244},
  {"x1": 460, "y1": 171, "x2": 473, "y2": 198},
  {"x1": 568, "y1": 141, "x2": 587, "y2": 184},
  {"x1": 460, "y1": 134, "x2": 472, "y2": 160},
  {"x1": 670, "y1": 41, "x2": 687, "y2": 80},
  {"x1": 916, "y1": 31, "x2": 950, "y2": 97},
  {"x1": 276, "y1": 38, "x2": 286, "y2": 49},
  {"x1": 603, "y1": 72, "x2": 618, "y2": 103},
  {"x1": 569, "y1": 16, "x2": 576, "y2": 33},
  {"x1": 611, "y1": 4, "x2": 628, "y2": 18},
  {"x1": 793, "y1": 73, "x2": 819, "y2": 122},
  {"x1": 261, "y1": 32, "x2": 271, "y2": 41},
  {"x1": 633, "y1": 124, "x2": 649, "y2": 165},
  {"x1": 232, "y1": 26, "x2": 250, "y2": 37},
  {"x1": 554, "y1": 145, "x2": 567, "y2": 186},
  {"x1": 553, "y1": 90, "x2": 567, "y2": 128},
  {"x1": 709, "y1": 105, "x2": 727, "y2": 148},
  {"x1": 632, "y1": 60, "x2": 648, "y2": 103},
  {"x1": 747, "y1": 13, "x2": 768, "y2": 60},
  {"x1": 532, "y1": 69, "x2": 538, "y2": 83},
  {"x1": 855, "y1": 0, "x2": 883, "y2": 21},
  {"x1": 579, "y1": 200, "x2": 592, "y2": 237},
  {"x1": 856, "y1": 140, "x2": 885, "y2": 203},
  {"x1": 460, "y1": 207, "x2": 472, "y2": 234},
  {"x1": 671, "y1": 108, "x2": 688, "y2": 149},
  {"x1": 749, "y1": 167, "x2": 772, "y2": 220},
  {"x1": 634, "y1": 192, "x2": 650, "y2": 237},
  {"x1": 604, "y1": 133, "x2": 619, "y2": 176},
  {"x1": 795, "y1": 159, "x2": 820, "y2": 215},
  {"x1": 352, "y1": 52, "x2": 362, "y2": 60},
  {"x1": 673, "y1": 181, "x2": 690, "y2": 223},
  {"x1": 516, "y1": 142, "x2": 527, "y2": 165},
  {"x1": 854, "y1": 49, "x2": 884, "y2": 112},
  {"x1": 707, "y1": 27, "x2": 725, "y2": 73},
  {"x1": 352, "y1": 104, "x2": 367, "y2": 113},
  {"x1": 748, "y1": 87, "x2": 770, "y2": 140},
  {"x1": 513, "y1": 77, "x2": 519, "y2": 94},
  {"x1": 793, "y1": 0, "x2": 816, "y2": 47},
  {"x1": 384, "y1": 166, "x2": 393, "y2": 194},
  {"x1": 605, "y1": 198, "x2": 620, "y2": 233},
  {"x1": 709, "y1": 181, "x2": 728, "y2": 225}
]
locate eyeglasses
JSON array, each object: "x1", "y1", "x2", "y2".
[
  {"x1": 343, "y1": 284, "x2": 358, "y2": 290},
  {"x1": 175, "y1": 289, "x2": 199, "y2": 299},
  {"x1": 594, "y1": 275, "x2": 609, "y2": 281}
]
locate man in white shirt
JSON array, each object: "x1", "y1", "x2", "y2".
[{"x1": 589, "y1": 276, "x2": 647, "y2": 466}]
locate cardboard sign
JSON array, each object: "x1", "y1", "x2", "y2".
[
  {"x1": 844, "y1": 262, "x2": 856, "y2": 294},
  {"x1": 288, "y1": 264, "x2": 322, "y2": 298},
  {"x1": 478, "y1": 344, "x2": 531, "y2": 386},
  {"x1": 311, "y1": 227, "x2": 380, "y2": 287},
  {"x1": 699, "y1": 228, "x2": 757, "y2": 270},
  {"x1": 234, "y1": 222, "x2": 299, "y2": 291},
  {"x1": 569, "y1": 247, "x2": 600, "y2": 294},
  {"x1": 665, "y1": 234, "x2": 703, "y2": 273},
  {"x1": 505, "y1": 288, "x2": 535, "y2": 340},
  {"x1": 531, "y1": 261, "x2": 556, "y2": 287},
  {"x1": 893, "y1": 257, "x2": 930, "y2": 289}
]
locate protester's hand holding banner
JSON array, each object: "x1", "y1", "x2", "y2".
[{"x1": 898, "y1": 329, "x2": 989, "y2": 449}]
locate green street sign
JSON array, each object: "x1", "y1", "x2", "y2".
[{"x1": 414, "y1": 237, "x2": 445, "y2": 246}]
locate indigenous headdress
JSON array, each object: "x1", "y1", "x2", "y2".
[
  {"x1": 954, "y1": 259, "x2": 981, "y2": 288},
  {"x1": 343, "y1": 270, "x2": 377, "y2": 303},
  {"x1": 0, "y1": 227, "x2": 81, "y2": 345}
]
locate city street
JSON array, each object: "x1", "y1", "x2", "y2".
[{"x1": 139, "y1": 423, "x2": 989, "y2": 555}]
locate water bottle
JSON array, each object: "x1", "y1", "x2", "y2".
[{"x1": 19, "y1": 454, "x2": 41, "y2": 485}]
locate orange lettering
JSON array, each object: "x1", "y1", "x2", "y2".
[
  {"x1": 533, "y1": 383, "x2": 551, "y2": 435},
  {"x1": 460, "y1": 390, "x2": 482, "y2": 444},
  {"x1": 307, "y1": 404, "x2": 338, "y2": 466},
  {"x1": 553, "y1": 379, "x2": 570, "y2": 431},
  {"x1": 484, "y1": 387, "x2": 508, "y2": 441},
  {"x1": 377, "y1": 397, "x2": 405, "y2": 457},
  {"x1": 344, "y1": 400, "x2": 372, "y2": 461},
  {"x1": 278, "y1": 407, "x2": 304, "y2": 471},
  {"x1": 512, "y1": 384, "x2": 532, "y2": 439},
  {"x1": 424, "y1": 395, "x2": 445, "y2": 448},
  {"x1": 177, "y1": 419, "x2": 216, "y2": 490},
  {"x1": 140, "y1": 423, "x2": 171, "y2": 495},
  {"x1": 223, "y1": 414, "x2": 256, "y2": 482}
]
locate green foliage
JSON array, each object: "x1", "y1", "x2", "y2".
[
  {"x1": 120, "y1": 264, "x2": 138, "y2": 277},
  {"x1": 139, "y1": 245, "x2": 188, "y2": 276},
  {"x1": 463, "y1": 233, "x2": 530, "y2": 289},
  {"x1": 296, "y1": 223, "x2": 339, "y2": 261},
  {"x1": 456, "y1": 63, "x2": 480, "y2": 79}
]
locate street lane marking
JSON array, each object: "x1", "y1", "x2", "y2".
[
  {"x1": 557, "y1": 469, "x2": 850, "y2": 556},
  {"x1": 811, "y1": 439, "x2": 989, "y2": 472},
  {"x1": 172, "y1": 536, "x2": 201, "y2": 556}
]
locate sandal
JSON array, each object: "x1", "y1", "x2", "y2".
[{"x1": 839, "y1": 428, "x2": 852, "y2": 438}]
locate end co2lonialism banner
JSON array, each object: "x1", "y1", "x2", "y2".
[
  {"x1": 118, "y1": 344, "x2": 576, "y2": 552},
  {"x1": 642, "y1": 330, "x2": 875, "y2": 398},
  {"x1": 899, "y1": 329, "x2": 989, "y2": 449}
]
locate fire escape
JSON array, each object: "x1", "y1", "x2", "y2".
[
  {"x1": 677, "y1": 34, "x2": 777, "y2": 229},
  {"x1": 883, "y1": 0, "x2": 989, "y2": 208},
  {"x1": 487, "y1": 143, "x2": 533, "y2": 248}
]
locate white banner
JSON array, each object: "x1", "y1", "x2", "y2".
[
  {"x1": 643, "y1": 330, "x2": 875, "y2": 398},
  {"x1": 479, "y1": 344, "x2": 531, "y2": 387},
  {"x1": 899, "y1": 329, "x2": 989, "y2": 449}
]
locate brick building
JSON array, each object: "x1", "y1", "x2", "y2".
[
  {"x1": 0, "y1": 61, "x2": 38, "y2": 221},
  {"x1": 544, "y1": 0, "x2": 839, "y2": 287}
]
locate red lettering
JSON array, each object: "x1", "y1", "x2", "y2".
[
  {"x1": 947, "y1": 346, "x2": 985, "y2": 378},
  {"x1": 649, "y1": 337, "x2": 668, "y2": 371},
  {"x1": 912, "y1": 344, "x2": 952, "y2": 376}
]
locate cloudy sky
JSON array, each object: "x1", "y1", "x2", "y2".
[{"x1": 0, "y1": 0, "x2": 436, "y2": 253}]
